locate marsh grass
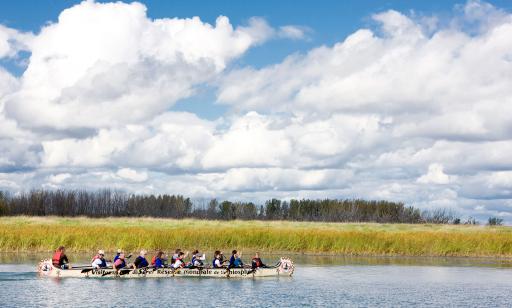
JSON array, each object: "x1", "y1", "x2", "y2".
[{"x1": 1, "y1": 216, "x2": 512, "y2": 257}]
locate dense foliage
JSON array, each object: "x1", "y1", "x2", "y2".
[{"x1": 0, "y1": 189, "x2": 468, "y2": 224}]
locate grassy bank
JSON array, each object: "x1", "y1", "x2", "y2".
[{"x1": 1, "y1": 216, "x2": 512, "y2": 257}]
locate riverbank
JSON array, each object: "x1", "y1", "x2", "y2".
[{"x1": 1, "y1": 216, "x2": 511, "y2": 257}]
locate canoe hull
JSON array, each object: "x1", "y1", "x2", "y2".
[{"x1": 37, "y1": 258, "x2": 294, "y2": 279}]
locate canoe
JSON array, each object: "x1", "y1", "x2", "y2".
[{"x1": 37, "y1": 258, "x2": 294, "y2": 279}]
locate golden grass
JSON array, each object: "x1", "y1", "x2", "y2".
[{"x1": 1, "y1": 216, "x2": 512, "y2": 257}]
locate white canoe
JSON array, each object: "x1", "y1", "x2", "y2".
[{"x1": 37, "y1": 258, "x2": 294, "y2": 279}]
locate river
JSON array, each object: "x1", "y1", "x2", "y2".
[{"x1": 0, "y1": 254, "x2": 511, "y2": 307}]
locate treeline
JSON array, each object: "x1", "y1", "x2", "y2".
[{"x1": 0, "y1": 189, "x2": 466, "y2": 224}]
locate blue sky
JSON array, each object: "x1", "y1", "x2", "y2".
[
  {"x1": 1, "y1": 0, "x2": 512, "y2": 222},
  {"x1": 2, "y1": 0, "x2": 511, "y2": 69}
]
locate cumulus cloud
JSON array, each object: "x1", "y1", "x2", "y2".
[
  {"x1": 214, "y1": 1, "x2": 512, "y2": 220},
  {"x1": 417, "y1": 163, "x2": 454, "y2": 184},
  {"x1": 0, "y1": 0, "x2": 512, "y2": 222},
  {"x1": 4, "y1": 1, "x2": 274, "y2": 131}
]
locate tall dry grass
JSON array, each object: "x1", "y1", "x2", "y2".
[{"x1": 1, "y1": 216, "x2": 512, "y2": 257}]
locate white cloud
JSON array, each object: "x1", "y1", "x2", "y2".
[
  {"x1": 48, "y1": 173, "x2": 72, "y2": 184},
  {"x1": 0, "y1": 1, "x2": 512, "y2": 222},
  {"x1": 4, "y1": 1, "x2": 275, "y2": 131},
  {"x1": 116, "y1": 168, "x2": 148, "y2": 182},
  {"x1": 278, "y1": 25, "x2": 310, "y2": 40},
  {"x1": 417, "y1": 163, "x2": 453, "y2": 184}
]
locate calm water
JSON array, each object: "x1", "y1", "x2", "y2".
[{"x1": 1, "y1": 255, "x2": 511, "y2": 307}]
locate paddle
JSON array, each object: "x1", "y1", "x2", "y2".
[
  {"x1": 81, "y1": 266, "x2": 114, "y2": 274},
  {"x1": 118, "y1": 267, "x2": 135, "y2": 276}
]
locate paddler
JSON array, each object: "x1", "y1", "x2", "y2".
[
  {"x1": 113, "y1": 249, "x2": 122, "y2": 263},
  {"x1": 113, "y1": 253, "x2": 128, "y2": 271},
  {"x1": 52, "y1": 246, "x2": 70, "y2": 269},
  {"x1": 228, "y1": 250, "x2": 244, "y2": 268},
  {"x1": 191, "y1": 250, "x2": 205, "y2": 267},
  {"x1": 212, "y1": 250, "x2": 225, "y2": 268},
  {"x1": 134, "y1": 250, "x2": 149, "y2": 269},
  {"x1": 171, "y1": 248, "x2": 189, "y2": 266},
  {"x1": 91, "y1": 249, "x2": 107, "y2": 269},
  {"x1": 251, "y1": 252, "x2": 266, "y2": 269},
  {"x1": 172, "y1": 251, "x2": 186, "y2": 269},
  {"x1": 153, "y1": 251, "x2": 166, "y2": 268}
]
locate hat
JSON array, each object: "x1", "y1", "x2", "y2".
[
  {"x1": 117, "y1": 249, "x2": 122, "y2": 253},
  {"x1": 98, "y1": 250, "x2": 105, "y2": 255},
  {"x1": 140, "y1": 249, "x2": 147, "y2": 256}
]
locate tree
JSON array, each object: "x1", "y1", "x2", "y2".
[{"x1": 487, "y1": 217, "x2": 504, "y2": 226}]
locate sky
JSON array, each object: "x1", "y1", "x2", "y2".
[{"x1": 0, "y1": 0, "x2": 512, "y2": 222}]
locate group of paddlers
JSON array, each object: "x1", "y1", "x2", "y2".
[{"x1": 52, "y1": 246, "x2": 267, "y2": 271}]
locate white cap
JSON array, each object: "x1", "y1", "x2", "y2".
[
  {"x1": 117, "y1": 249, "x2": 122, "y2": 253},
  {"x1": 140, "y1": 249, "x2": 147, "y2": 256},
  {"x1": 98, "y1": 250, "x2": 105, "y2": 255}
]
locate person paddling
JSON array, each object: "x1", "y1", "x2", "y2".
[
  {"x1": 113, "y1": 249, "x2": 123, "y2": 263},
  {"x1": 91, "y1": 250, "x2": 107, "y2": 269},
  {"x1": 52, "y1": 246, "x2": 70, "y2": 269},
  {"x1": 113, "y1": 253, "x2": 128, "y2": 271},
  {"x1": 172, "y1": 251, "x2": 186, "y2": 269},
  {"x1": 228, "y1": 250, "x2": 244, "y2": 268},
  {"x1": 171, "y1": 249, "x2": 189, "y2": 266},
  {"x1": 134, "y1": 250, "x2": 149, "y2": 269},
  {"x1": 171, "y1": 249, "x2": 180, "y2": 265},
  {"x1": 153, "y1": 251, "x2": 166, "y2": 268},
  {"x1": 212, "y1": 250, "x2": 225, "y2": 268},
  {"x1": 251, "y1": 252, "x2": 266, "y2": 269},
  {"x1": 191, "y1": 250, "x2": 205, "y2": 267}
]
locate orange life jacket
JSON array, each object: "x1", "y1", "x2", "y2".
[
  {"x1": 151, "y1": 256, "x2": 157, "y2": 266},
  {"x1": 52, "y1": 251, "x2": 63, "y2": 267}
]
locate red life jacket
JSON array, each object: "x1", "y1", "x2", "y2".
[
  {"x1": 252, "y1": 258, "x2": 262, "y2": 267},
  {"x1": 52, "y1": 251, "x2": 63, "y2": 267},
  {"x1": 151, "y1": 256, "x2": 157, "y2": 266}
]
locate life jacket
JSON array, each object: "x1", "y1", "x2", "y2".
[
  {"x1": 212, "y1": 258, "x2": 219, "y2": 268},
  {"x1": 171, "y1": 253, "x2": 179, "y2": 265},
  {"x1": 191, "y1": 255, "x2": 197, "y2": 265},
  {"x1": 92, "y1": 255, "x2": 107, "y2": 268},
  {"x1": 252, "y1": 258, "x2": 262, "y2": 267},
  {"x1": 115, "y1": 259, "x2": 126, "y2": 269},
  {"x1": 151, "y1": 256, "x2": 157, "y2": 266},
  {"x1": 52, "y1": 251, "x2": 63, "y2": 267},
  {"x1": 175, "y1": 257, "x2": 184, "y2": 268}
]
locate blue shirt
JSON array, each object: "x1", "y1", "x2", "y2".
[
  {"x1": 134, "y1": 256, "x2": 149, "y2": 268},
  {"x1": 155, "y1": 258, "x2": 164, "y2": 268},
  {"x1": 230, "y1": 255, "x2": 243, "y2": 267}
]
